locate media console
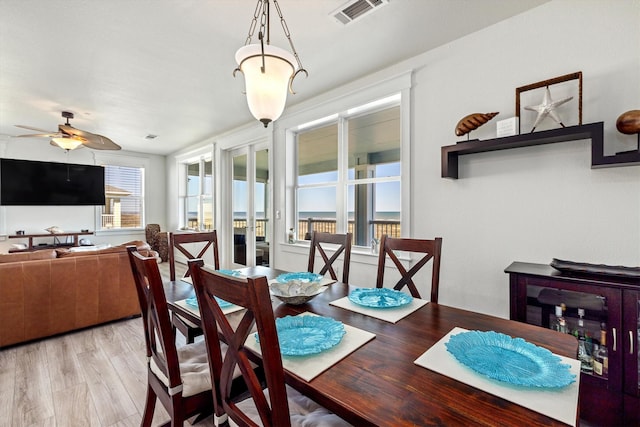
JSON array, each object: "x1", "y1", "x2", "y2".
[{"x1": 8, "y1": 231, "x2": 94, "y2": 252}]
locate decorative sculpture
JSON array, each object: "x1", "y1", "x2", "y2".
[
  {"x1": 616, "y1": 110, "x2": 640, "y2": 154},
  {"x1": 616, "y1": 110, "x2": 640, "y2": 135},
  {"x1": 515, "y1": 72, "x2": 582, "y2": 134},
  {"x1": 524, "y1": 86, "x2": 573, "y2": 132},
  {"x1": 455, "y1": 112, "x2": 499, "y2": 137}
]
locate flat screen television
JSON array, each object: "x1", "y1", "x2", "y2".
[{"x1": 0, "y1": 158, "x2": 105, "y2": 206}]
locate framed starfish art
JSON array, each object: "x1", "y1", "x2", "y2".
[{"x1": 516, "y1": 71, "x2": 582, "y2": 133}]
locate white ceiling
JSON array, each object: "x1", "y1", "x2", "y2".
[{"x1": 0, "y1": 0, "x2": 547, "y2": 155}]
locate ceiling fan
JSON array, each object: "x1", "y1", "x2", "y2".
[{"x1": 14, "y1": 111, "x2": 121, "y2": 151}]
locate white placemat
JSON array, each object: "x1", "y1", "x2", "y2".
[
  {"x1": 244, "y1": 312, "x2": 375, "y2": 382},
  {"x1": 173, "y1": 298, "x2": 245, "y2": 318},
  {"x1": 414, "y1": 327, "x2": 580, "y2": 426},
  {"x1": 330, "y1": 294, "x2": 428, "y2": 323}
]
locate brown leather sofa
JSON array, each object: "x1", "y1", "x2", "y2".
[{"x1": 0, "y1": 241, "x2": 151, "y2": 347}]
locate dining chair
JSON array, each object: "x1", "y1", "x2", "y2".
[
  {"x1": 188, "y1": 258, "x2": 351, "y2": 427},
  {"x1": 126, "y1": 247, "x2": 213, "y2": 427},
  {"x1": 307, "y1": 231, "x2": 353, "y2": 284},
  {"x1": 168, "y1": 230, "x2": 220, "y2": 343},
  {"x1": 376, "y1": 235, "x2": 443, "y2": 302}
]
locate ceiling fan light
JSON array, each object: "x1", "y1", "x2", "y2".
[
  {"x1": 236, "y1": 44, "x2": 297, "y2": 127},
  {"x1": 51, "y1": 136, "x2": 83, "y2": 151}
]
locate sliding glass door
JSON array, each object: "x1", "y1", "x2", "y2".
[{"x1": 230, "y1": 143, "x2": 270, "y2": 267}]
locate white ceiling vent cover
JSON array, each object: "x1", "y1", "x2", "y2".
[{"x1": 331, "y1": 0, "x2": 389, "y2": 25}]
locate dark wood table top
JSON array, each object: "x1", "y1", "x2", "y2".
[{"x1": 167, "y1": 266, "x2": 579, "y2": 426}]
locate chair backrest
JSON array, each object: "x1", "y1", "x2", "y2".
[
  {"x1": 127, "y1": 247, "x2": 184, "y2": 395},
  {"x1": 189, "y1": 259, "x2": 292, "y2": 427},
  {"x1": 169, "y1": 231, "x2": 219, "y2": 281},
  {"x1": 376, "y1": 235, "x2": 443, "y2": 302},
  {"x1": 307, "y1": 231, "x2": 353, "y2": 284}
]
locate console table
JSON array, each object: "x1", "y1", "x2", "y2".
[
  {"x1": 8, "y1": 231, "x2": 93, "y2": 252},
  {"x1": 506, "y1": 261, "x2": 640, "y2": 426}
]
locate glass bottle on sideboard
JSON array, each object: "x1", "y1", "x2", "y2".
[
  {"x1": 594, "y1": 326, "x2": 609, "y2": 378},
  {"x1": 574, "y1": 308, "x2": 594, "y2": 373}
]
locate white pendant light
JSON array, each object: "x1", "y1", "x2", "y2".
[{"x1": 234, "y1": 0, "x2": 307, "y2": 128}]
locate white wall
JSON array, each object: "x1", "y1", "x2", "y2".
[
  {"x1": 410, "y1": 0, "x2": 639, "y2": 316},
  {"x1": 167, "y1": 1, "x2": 639, "y2": 318},
  {"x1": 0, "y1": 140, "x2": 167, "y2": 252}
]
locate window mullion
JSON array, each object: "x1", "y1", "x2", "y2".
[
  {"x1": 336, "y1": 116, "x2": 348, "y2": 233},
  {"x1": 198, "y1": 157, "x2": 205, "y2": 230}
]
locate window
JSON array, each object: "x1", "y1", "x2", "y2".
[
  {"x1": 182, "y1": 158, "x2": 213, "y2": 230},
  {"x1": 294, "y1": 95, "x2": 401, "y2": 247},
  {"x1": 100, "y1": 165, "x2": 145, "y2": 230}
]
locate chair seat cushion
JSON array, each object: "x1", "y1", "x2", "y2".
[
  {"x1": 150, "y1": 340, "x2": 211, "y2": 397},
  {"x1": 234, "y1": 385, "x2": 351, "y2": 426},
  {"x1": 149, "y1": 339, "x2": 245, "y2": 398}
]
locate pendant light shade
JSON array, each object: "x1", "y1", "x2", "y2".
[
  {"x1": 51, "y1": 136, "x2": 83, "y2": 151},
  {"x1": 234, "y1": 0, "x2": 307, "y2": 128},
  {"x1": 236, "y1": 44, "x2": 297, "y2": 127}
]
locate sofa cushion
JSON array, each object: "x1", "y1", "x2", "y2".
[
  {"x1": 118, "y1": 240, "x2": 151, "y2": 251},
  {"x1": 0, "y1": 249, "x2": 56, "y2": 263},
  {"x1": 56, "y1": 240, "x2": 152, "y2": 258}
]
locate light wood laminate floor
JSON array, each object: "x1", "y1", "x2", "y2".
[{"x1": 0, "y1": 261, "x2": 215, "y2": 427}]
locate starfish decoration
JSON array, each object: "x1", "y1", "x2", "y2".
[{"x1": 524, "y1": 86, "x2": 573, "y2": 132}]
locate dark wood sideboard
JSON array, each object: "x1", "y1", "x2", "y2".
[
  {"x1": 8, "y1": 231, "x2": 93, "y2": 252},
  {"x1": 506, "y1": 261, "x2": 640, "y2": 426}
]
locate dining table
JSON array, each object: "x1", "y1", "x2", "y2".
[{"x1": 167, "y1": 265, "x2": 580, "y2": 426}]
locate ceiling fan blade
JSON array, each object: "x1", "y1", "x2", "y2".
[
  {"x1": 60, "y1": 124, "x2": 121, "y2": 150},
  {"x1": 15, "y1": 124, "x2": 57, "y2": 133},
  {"x1": 82, "y1": 133, "x2": 122, "y2": 150},
  {"x1": 13, "y1": 132, "x2": 62, "y2": 138}
]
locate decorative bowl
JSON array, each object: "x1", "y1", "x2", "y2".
[
  {"x1": 270, "y1": 282, "x2": 327, "y2": 306},
  {"x1": 271, "y1": 272, "x2": 326, "y2": 305}
]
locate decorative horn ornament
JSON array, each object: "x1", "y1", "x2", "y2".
[{"x1": 455, "y1": 112, "x2": 499, "y2": 137}]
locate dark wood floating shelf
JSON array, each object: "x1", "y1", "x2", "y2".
[{"x1": 441, "y1": 122, "x2": 640, "y2": 179}]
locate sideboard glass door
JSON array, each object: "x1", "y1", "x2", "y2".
[
  {"x1": 527, "y1": 284, "x2": 607, "y2": 375},
  {"x1": 520, "y1": 277, "x2": 622, "y2": 392},
  {"x1": 623, "y1": 290, "x2": 640, "y2": 397}
]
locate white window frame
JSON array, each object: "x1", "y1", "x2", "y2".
[
  {"x1": 176, "y1": 145, "x2": 215, "y2": 231},
  {"x1": 94, "y1": 153, "x2": 149, "y2": 235},
  {"x1": 280, "y1": 71, "x2": 411, "y2": 253},
  {"x1": 293, "y1": 96, "x2": 402, "y2": 247}
]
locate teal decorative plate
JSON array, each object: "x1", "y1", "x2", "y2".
[
  {"x1": 276, "y1": 272, "x2": 323, "y2": 283},
  {"x1": 349, "y1": 288, "x2": 413, "y2": 308},
  {"x1": 185, "y1": 296, "x2": 232, "y2": 309},
  {"x1": 256, "y1": 315, "x2": 346, "y2": 356},
  {"x1": 445, "y1": 330, "x2": 576, "y2": 388}
]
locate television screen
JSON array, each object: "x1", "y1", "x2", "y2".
[{"x1": 0, "y1": 158, "x2": 105, "y2": 206}]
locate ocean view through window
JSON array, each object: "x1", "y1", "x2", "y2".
[{"x1": 294, "y1": 95, "x2": 402, "y2": 246}]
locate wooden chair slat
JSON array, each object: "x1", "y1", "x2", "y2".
[
  {"x1": 307, "y1": 231, "x2": 353, "y2": 284},
  {"x1": 376, "y1": 235, "x2": 443, "y2": 302}
]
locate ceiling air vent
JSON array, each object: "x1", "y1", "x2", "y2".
[{"x1": 331, "y1": 0, "x2": 389, "y2": 25}]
